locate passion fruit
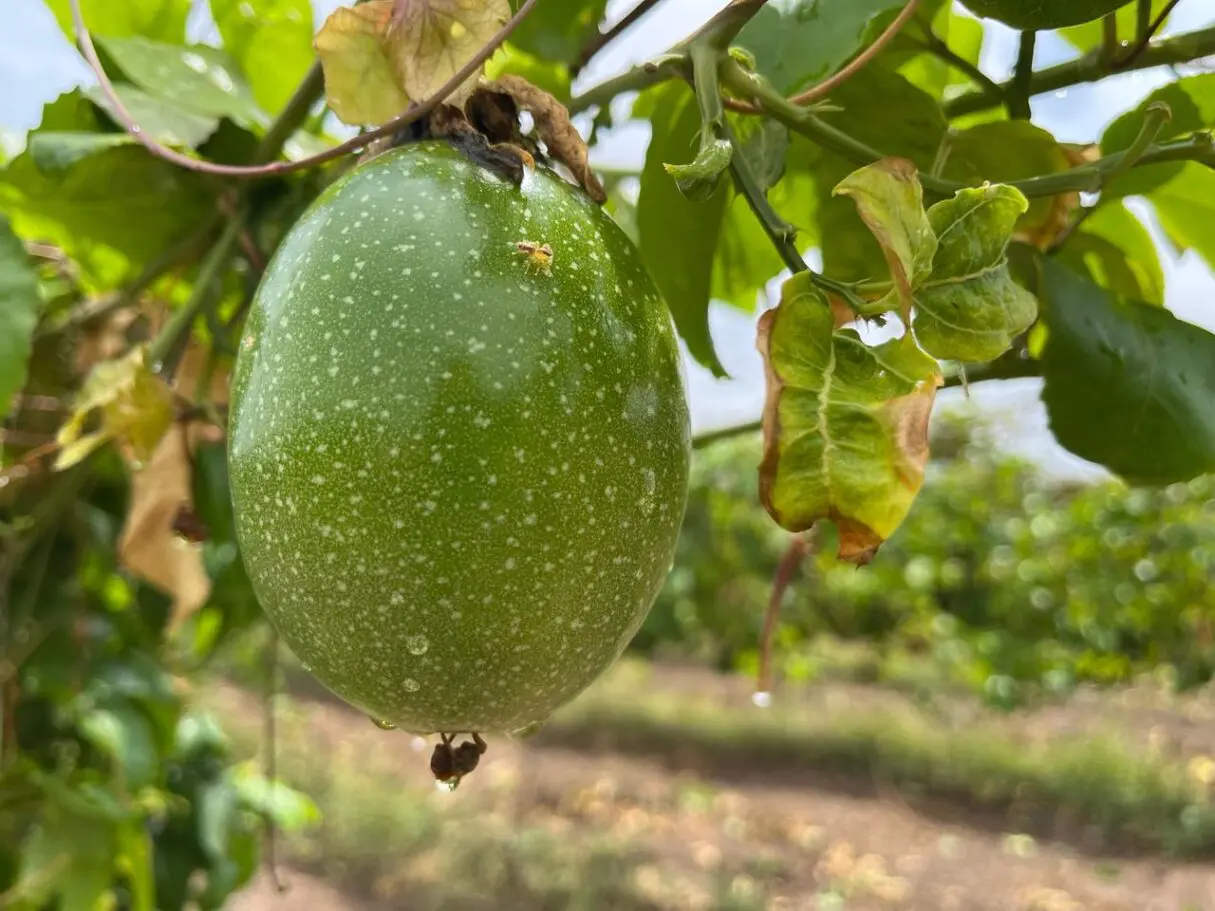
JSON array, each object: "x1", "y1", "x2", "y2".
[{"x1": 228, "y1": 142, "x2": 690, "y2": 736}]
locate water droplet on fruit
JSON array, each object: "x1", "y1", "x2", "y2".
[
  {"x1": 406, "y1": 634, "x2": 429, "y2": 656},
  {"x1": 403, "y1": 678, "x2": 420, "y2": 692},
  {"x1": 435, "y1": 778, "x2": 459, "y2": 793},
  {"x1": 369, "y1": 717, "x2": 397, "y2": 730},
  {"x1": 301, "y1": 662, "x2": 313, "y2": 672},
  {"x1": 508, "y1": 720, "x2": 546, "y2": 740},
  {"x1": 751, "y1": 690, "x2": 772, "y2": 709}
]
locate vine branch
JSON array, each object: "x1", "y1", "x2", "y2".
[
  {"x1": 911, "y1": 27, "x2": 1003, "y2": 99},
  {"x1": 1113, "y1": 0, "x2": 1185, "y2": 69},
  {"x1": 1009, "y1": 30, "x2": 1036, "y2": 119},
  {"x1": 69, "y1": 0, "x2": 539, "y2": 180},
  {"x1": 574, "y1": 0, "x2": 665, "y2": 75}
]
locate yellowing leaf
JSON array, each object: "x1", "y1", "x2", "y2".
[
  {"x1": 758, "y1": 272, "x2": 942, "y2": 564},
  {"x1": 315, "y1": 2, "x2": 410, "y2": 126},
  {"x1": 833, "y1": 159, "x2": 936, "y2": 320},
  {"x1": 119, "y1": 422, "x2": 217, "y2": 633},
  {"x1": 54, "y1": 346, "x2": 174, "y2": 471},
  {"x1": 386, "y1": 0, "x2": 510, "y2": 108}
]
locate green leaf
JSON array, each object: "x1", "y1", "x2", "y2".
[
  {"x1": 898, "y1": 4, "x2": 985, "y2": 98},
  {"x1": 116, "y1": 820, "x2": 154, "y2": 911},
  {"x1": 85, "y1": 84, "x2": 220, "y2": 147},
  {"x1": 230, "y1": 761, "x2": 321, "y2": 830},
  {"x1": 1059, "y1": 0, "x2": 1171, "y2": 50},
  {"x1": 833, "y1": 158, "x2": 937, "y2": 317},
  {"x1": 78, "y1": 702, "x2": 159, "y2": 789},
  {"x1": 1055, "y1": 200, "x2": 1164, "y2": 305},
  {"x1": 96, "y1": 36, "x2": 266, "y2": 131},
  {"x1": 508, "y1": 0, "x2": 608, "y2": 66},
  {"x1": 758, "y1": 271, "x2": 942, "y2": 563},
  {"x1": 1149, "y1": 163, "x2": 1215, "y2": 274},
  {"x1": 942, "y1": 120, "x2": 1071, "y2": 237},
  {"x1": 739, "y1": 119, "x2": 789, "y2": 194},
  {"x1": 27, "y1": 132, "x2": 135, "y2": 173},
  {"x1": 0, "y1": 215, "x2": 42, "y2": 421},
  {"x1": 914, "y1": 184, "x2": 1038, "y2": 361},
  {"x1": 1039, "y1": 258, "x2": 1215, "y2": 485},
  {"x1": 196, "y1": 780, "x2": 238, "y2": 861},
  {"x1": 209, "y1": 0, "x2": 315, "y2": 115},
  {"x1": 737, "y1": 0, "x2": 919, "y2": 95},
  {"x1": 0, "y1": 94, "x2": 211, "y2": 287},
  {"x1": 45, "y1": 0, "x2": 189, "y2": 43},
  {"x1": 637, "y1": 83, "x2": 729, "y2": 376},
  {"x1": 664, "y1": 138, "x2": 733, "y2": 203},
  {"x1": 18, "y1": 794, "x2": 117, "y2": 911},
  {"x1": 1100, "y1": 74, "x2": 1215, "y2": 197}
]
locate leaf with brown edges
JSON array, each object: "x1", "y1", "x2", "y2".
[
  {"x1": 314, "y1": 1, "x2": 409, "y2": 126},
  {"x1": 758, "y1": 271, "x2": 942, "y2": 564}
]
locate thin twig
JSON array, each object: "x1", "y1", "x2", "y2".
[
  {"x1": 1113, "y1": 0, "x2": 1185, "y2": 69},
  {"x1": 912, "y1": 29, "x2": 1003, "y2": 98},
  {"x1": 574, "y1": 0, "x2": 665, "y2": 75},
  {"x1": 756, "y1": 534, "x2": 811, "y2": 700},
  {"x1": 69, "y1": 0, "x2": 539, "y2": 180},
  {"x1": 264, "y1": 628, "x2": 287, "y2": 894}
]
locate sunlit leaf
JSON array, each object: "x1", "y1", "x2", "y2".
[
  {"x1": 314, "y1": 2, "x2": 410, "y2": 126},
  {"x1": 78, "y1": 702, "x2": 159, "y2": 789},
  {"x1": 54, "y1": 345, "x2": 174, "y2": 470},
  {"x1": 230, "y1": 761, "x2": 321, "y2": 829},
  {"x1": 209, "y1": 0, "x2": 315, "y2": 115},
  {"x1": 385, "y1": 0, "x2": 510, "y2": 107},
  {"x1": 45, "y1": 0, "x2": 189, "y2": 43},
  {"x1": 484, "y1": 42, "x2": 572, "y2": 102},
  {"x1": 84, "y1": 84, "x2": 220, "y2": 147},
  {"x1": 1039, "y1": 258, "x2": 1215, "y2": 484},
  {"x1": 898, "y1": 3, "x2": 985, "y2": 98},
  {"x1": 0, "y1": 215, "x2": 42, "y2": 421},
  {"x1": 1149, "y1": 162, "x2": 1215, "y2": 274},
  {"x1": 758, "y1": 271, "x2": 942, "y2": 563},
  {"x1": 96, "y1": 36, "x2": 266, "y2": 131},
  {"x1": 1055, "y1": 200, "x2": 1164, "y2": 305},
  {"x1": 833, "y1": 158, "x2": 937, "y2": 319},
  {"x1": 914, "y1": 184, "x2": 1038, "y2": 361},
  {"x1": 1058, "y1": 0, "x2": 1171, "y2": 50}
]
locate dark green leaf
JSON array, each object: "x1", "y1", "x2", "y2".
[
  {"x1": 915, "y1": 184, "x2": 1038, "y2": 361},
  {"x1": 737, "y1": 0, "x2": 917, "y2": 95},
  {"x1": 1040, "y1": 258, "x2": 1215, "y2": 484},
  {"x1": 509, "y1": 0, "x2": 608, "y2": 66},
  {"x1": 1149, "y1": 163, "x2": 1215, "y2": 274},
  {"x1": 962, "y1": 0, "x2": 1132, "y2": 30},
  {"x1": 739, "y1": 119, "x2": 789, "y2": 193},
  {"x1": 45, "y1": 0, "x2": 189, "y2": 43},
  {"x1": 1055, "y1": 200, "x2": 1164, "y2": 305},
  {"x1": 757, "y1": 271, "x2": 942, "y2": 562},
  {"x1": 85, "y1": 84, "x2": 220, "y2": 148},
  {"x1": 209, "y1": 0, "x2": 315, "y2": 115},
  {"x1": 1100, "y1": 74, "x2": 1215, "y2": 197},
  {"x1": 637, "y1": 83, "x2": 729, "y2": 376},
  {"x1": 96, "y1": 36, "x2": 266, "y2": 131},
  {"x1": 665, "y1": 138, "x2": 733, "y2": 202},
  {"x1": 0, "y1": 214, "x2": 42, "y2": 421},
  {"x1": 28, "y1": 132, "x2": 135, "y2": 174}
]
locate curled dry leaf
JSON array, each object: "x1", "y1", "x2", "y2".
[
  {"x1": 757, "y1": 272, "x2": 942, "y2": 564},
  {"x1": 427, "y1": 104, "x2": 532, "y2": 185},
  {"x1": 485, "y1": 74, "x2": 606, "y2": 203},
  {"x1": 315, "y1": 1, "x2": 410, "y2": 126},
  {"x1": 386, "y1": 0, "x2": 510, "y2": 109}
]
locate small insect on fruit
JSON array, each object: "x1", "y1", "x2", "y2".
[
  {"x1": 430, "y1": 732, "x2": 488, "y2": 790},
  {"x1": 515, "y1": 240, "x2": 553, "y2": 275}
]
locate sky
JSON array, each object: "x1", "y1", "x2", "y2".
[{"x1": 3, "y1": 0, "x2": 1214, "y2": 479}]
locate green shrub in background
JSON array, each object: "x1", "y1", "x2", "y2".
[{"x1": 637, "y1": 411, "x2": 1215, "y2": 706}]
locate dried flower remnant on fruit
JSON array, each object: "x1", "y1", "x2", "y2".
[
  {"x1": 516, "y1": 240, "x2": 553, "y2": 274},
  {"x1": 430, "y1": 732, "x2": 488, "y2": 789}
]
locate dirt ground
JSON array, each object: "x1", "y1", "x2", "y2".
[{"x1": 212, "y1": 665, "x2": 1215, "y2": 911}]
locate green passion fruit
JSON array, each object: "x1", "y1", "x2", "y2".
[
  {"x1": 959, "y1": 0, "x2": 1132, "y2": 29},
  {"x1": 228, "y1": 142, "x2": 691, "y2": 737}
]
